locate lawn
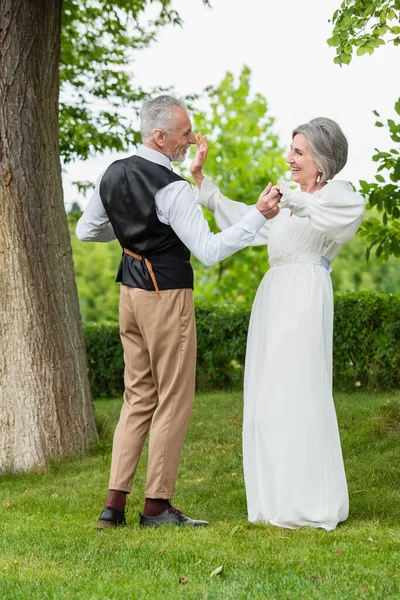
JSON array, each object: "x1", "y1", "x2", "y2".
[{"x1": 0, "y1": 390, "x2": 399, "y2": 599}]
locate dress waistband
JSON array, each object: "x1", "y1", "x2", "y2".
[{"x1": 268, "y1": 252, "x2": 331, "y2": 272}]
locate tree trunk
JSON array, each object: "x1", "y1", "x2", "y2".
[{"x1": 0, "y1": 0, "x2": 98, "y2": 473}]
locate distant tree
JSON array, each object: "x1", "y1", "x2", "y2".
[
  {"x1": 328, "y1": 0, "x2": 400, "y2": 260},
  {"x1": 70, "y1": 201, "x2": 82, "y2": 213}
]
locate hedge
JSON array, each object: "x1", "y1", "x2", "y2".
[{"x1": 83, "y1": 292, "x2": 400, "y2": 397}]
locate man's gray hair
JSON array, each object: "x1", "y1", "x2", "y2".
[
  {"x1": 292, "y1": 117, "x2": 348, "y2": 181},
  {"x1": 140, "y1": 95, "x2": 186, "y2": 142}
]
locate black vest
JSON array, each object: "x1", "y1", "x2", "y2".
[{"x1": 100, "y1": 155, "x2": 194, "y2": 291}]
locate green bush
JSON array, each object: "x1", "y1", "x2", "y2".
[
  {"x1": 333, "y1": 292, "x2": 400, "y2": 390},
  {"x1": 83, "y1": 292, "x2": 400, "y2": 397},
  {"x1": 84, "y1": 323, "x2": 124, "y2": 398}
]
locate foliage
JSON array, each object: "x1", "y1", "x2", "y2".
[
  {"x1": 333, "y1": 292, "x2": 400, "y2": 390},
  {"x1": 60, "y1": 0, "x2": 210, "y2": 163},
  {"x1": 177, "y1": 66, "x2": 288, "y2": 303},
  {"x1": 358, "y1": 102, "x2": 400, "y2": 260},
  {"x1": 84, "y1": 323, "x2": 123, "y2": 398},
  {"x1": 82, "y1": 293, "x2": 400, "y2": 396},
  {"x1": 328, "y1": 0, "x2": 400, "y2": 65},
  {"x1": 328, "y1": 0, "x2": 400, "y2": 260},
  {"x1": 0, "y1": 390, "x2": 399, "y2": 598},
  {"x1": 330, "y1": 224, "x2": 400, "y2": 292}
]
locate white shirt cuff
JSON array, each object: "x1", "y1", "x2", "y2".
[{"x1": 239, "y1": 206, "x2": 268, "y2": 230}]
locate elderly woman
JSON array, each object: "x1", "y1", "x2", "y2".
[{"x1": 191, "y1": 118, "x2": 365, "y2": 530}]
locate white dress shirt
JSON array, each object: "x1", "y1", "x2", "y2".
[{"x1": 76, "y1": 145, "x2": 267, "y2": 267}]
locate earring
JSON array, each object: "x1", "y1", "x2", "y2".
[{"x1": 316, "y1": 171, "x2": 322, "y2": 184}]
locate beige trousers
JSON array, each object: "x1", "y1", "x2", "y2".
[{"x1": 108, "y1": 285, "x2": 196, "y2": 499}]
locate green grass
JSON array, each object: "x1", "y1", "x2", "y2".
[{"x1": 0, "y1": 391, "x2": 399, "y2": 599}]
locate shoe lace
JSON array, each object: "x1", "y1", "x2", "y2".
[{"x1": 168, "y1": 506, "x2": 183, "y2": 517}]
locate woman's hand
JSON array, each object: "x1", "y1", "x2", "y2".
[
  {"x1": 255, "y1": 183, "x2": 281, "y2": 220},
  {"x1": 190, "y1": 133, "x2": 208, "y2": 188}
]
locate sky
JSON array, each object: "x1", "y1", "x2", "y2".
[{"x1": 62, "y1": 0, "x2": 399, "y2": 210}]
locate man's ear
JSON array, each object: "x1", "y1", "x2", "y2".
[{"x1": 153, "y1": 129, "x2": 165, "y2": 148}]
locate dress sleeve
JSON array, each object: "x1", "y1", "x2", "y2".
[
  {"x1": 197, "y1": 177, "x2": 271, "y2": 246},
  {"x1": 278, "y1": 180, "x2": 366, "y2": 244}
]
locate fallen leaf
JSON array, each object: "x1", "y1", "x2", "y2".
[
  {"x1": 159, "y1": 549, "x2": 165, "y2": 554},
  {"x1": 210, "y1": 565, "x2": 223, "y2": 578},
  {"x1": 231, "y1": 419, "x2": 240, "y2": 425},
  {"x1": 311, "y1": 575, "x2": 320, "y2": 583},
  {"x1": 56, "y1": 561, "x2": 63, "y2": 565},
  {"x1": 216, "y1": 444, "x2": 223, "y2": 449},
  {"x1": 335, "y1": 547, "x2": 343, "y2": 554},
  {"x1": 23, "y1": 489, "x2": 29, "y2": 496},
  {"x1": 5, "y1": 504, "x2": 11, "y2": 509},
  {"x1": 371, "y1": 547, "x2": 378, "y2": 551},
  {"x1": 178, "y1": 577, "x2": 188, "y2": 584},
  {"x1": 231, "y1": 473, "x2": 238, "y2": 478},
  {"x1": 367, "y1": 537, "x2": 374, "y2": 542}
]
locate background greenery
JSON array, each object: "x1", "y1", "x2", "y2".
[{"x1": 82, "y1": 293, "x2": 400, "y2": 396}]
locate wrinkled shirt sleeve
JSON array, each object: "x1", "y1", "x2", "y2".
[
  {"x1": 76, "y1": 173, "x2": 116, "y2": 242},
  {"x1": 197, "y1": 177, "x2": 271, "y2": 246},
  {"x1": 156, "y1": 180, "x2": 267, "y2": 267},
  {"x1": 278, "y1": 180, "x2": 366, "y2": 244}
]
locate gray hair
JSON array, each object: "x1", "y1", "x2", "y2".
[
  {"x1": 292, "y1": 117, "x2": 348, "y2": 181},
  {"x1": 140, "y1": 95, "x2": 186, "y2": 142}
]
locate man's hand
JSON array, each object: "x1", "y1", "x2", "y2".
[
  {"x1": 255, "y1": 183, "x2": 281, "y2": 220},
  {"x1": 190, "y1": 133, "x2": 208, "y2": 188}
]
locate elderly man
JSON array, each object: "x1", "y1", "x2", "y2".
[{"x1": 76, "y1": 95, "x2": 280, "y2": 528}]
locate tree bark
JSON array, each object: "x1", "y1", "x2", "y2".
[{"x1": 0, "y1": 0, "x2": 97, "y2": 473}]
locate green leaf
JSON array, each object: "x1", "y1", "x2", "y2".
[
  {"x1": 357, "y1": 45, "x2": 370, "y2": 56},
  {"x1": 327, "y1": 34, "x2": 341, "y2": 46}
]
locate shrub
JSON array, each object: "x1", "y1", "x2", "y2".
[
  {"x1": 333, "y1": 292, "x2": 400, "y2": 390},
  {"x1": 83, "y1": 292, "x2": 400, "y2": 397},
  {"x1": 84, "y1": 323, "x2": 124, "y2": 398}
]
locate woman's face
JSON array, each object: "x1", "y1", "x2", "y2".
[{"x1": 286, "y1": 133, "x2": 320, "y2": 190}]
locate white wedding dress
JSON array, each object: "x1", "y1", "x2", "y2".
[{"x1": 198, "y1": 178, "x2": 365, "y2": 530}]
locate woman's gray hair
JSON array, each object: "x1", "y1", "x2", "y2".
[
  {"x1": 292, "y1": 117, "x2": 348, "y2": 181},
  {"x1": 140, "y1": 95, "x2": 186, "y2": 142}
]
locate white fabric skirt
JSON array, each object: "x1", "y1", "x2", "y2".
[{"x1": 243, "y1": 262, "x2": 349, "y2": 530}]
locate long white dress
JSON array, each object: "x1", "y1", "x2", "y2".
[{"x1": 198, "y1": 178, "x2": 365, "y2": 530}]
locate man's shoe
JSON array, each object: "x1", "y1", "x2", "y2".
[
  {"x1": 140, "y1": 506, "x2": 209, "y2": 527},
  {"x1": 97, "y1": 506, "x2": 126, "y2": 529}
]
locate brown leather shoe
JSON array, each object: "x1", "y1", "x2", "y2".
[
  {"x1": 97, "y1": 506, "x2": 126, "y2": 529},
  {"x1": 140, "y1": 505, "x2": 209, "y2": 527}
]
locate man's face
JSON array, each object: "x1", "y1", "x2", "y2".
[{"x1": 162, "y1": 106, "x2": 197, "y2": 162}]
